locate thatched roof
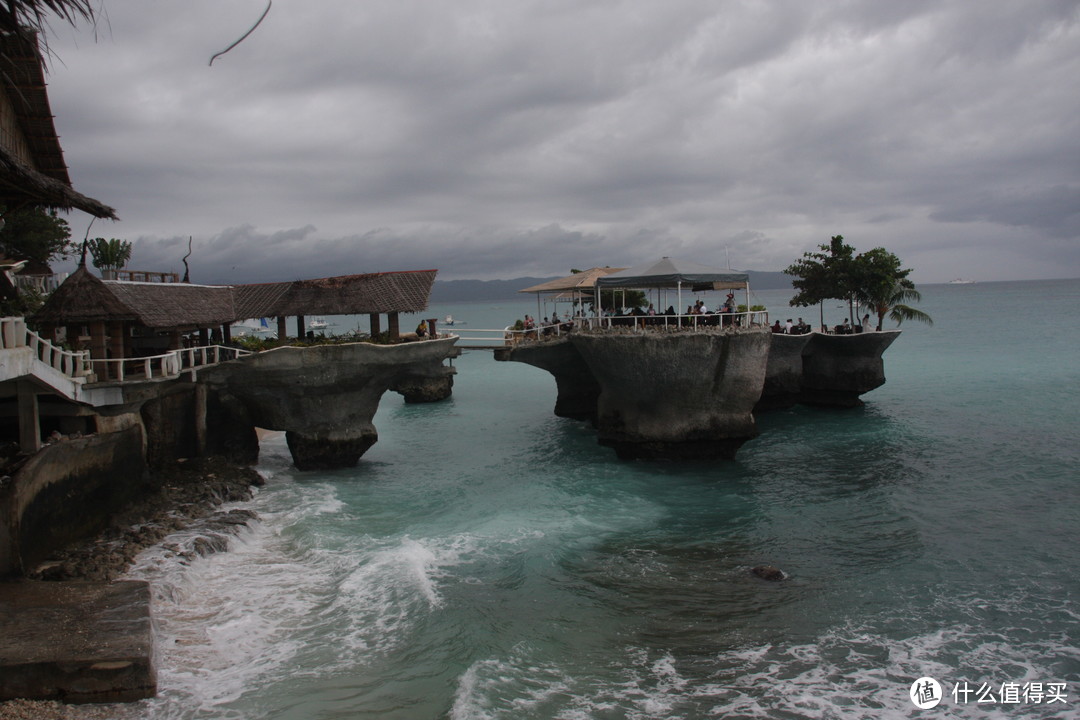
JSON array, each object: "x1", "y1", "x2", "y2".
[
  {"x1": 30, "y1": 265, "x2": 136, "y2": 324},
  {"x1": 0, "y1": 28, "x2": 116, "y2": 218},
  {"x1": 32, "y1": 268, "x2": 438, "y2": 329},
  {"x1": 233, "y1": 281, "x2": 292, "y2": 320},
  {"x1": 106, "y1": 280, "x2": 236, "y2": 329},
  {"x1": 246, "y1": 270, "x2": 438, "y2": 317}
]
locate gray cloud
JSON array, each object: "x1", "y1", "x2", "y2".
[{"x1": 47, "y1": 0, "x2": 1080, "y2": 283}]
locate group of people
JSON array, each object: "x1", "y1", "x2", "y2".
[
  {"x1": 770, "y1": 314, "x2": 876, "y2": 334},
  {"x1": 771, "y1": 318, "x2": 811, "y2": 334}
]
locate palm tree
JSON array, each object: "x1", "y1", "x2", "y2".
[{"x1": 863, "y1": 282, "x2": 933, "y2": 331}]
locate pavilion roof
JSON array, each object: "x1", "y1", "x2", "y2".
[{"x1": 518, "y1": 267, "x2": 626, "y2": 294}]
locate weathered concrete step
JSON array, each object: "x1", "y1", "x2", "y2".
[{"x1": 0, "y1": 580, "x2": 155, "y2": 703}]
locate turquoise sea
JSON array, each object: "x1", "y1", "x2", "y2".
[{"x1": 127, "y1": 279, "x2": 1080, "y2": 720}]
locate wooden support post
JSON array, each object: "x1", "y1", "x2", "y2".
[
  {"x1": 296, "y1": 315, "x2": 306, "y2": 339},
  {"x1": 198, "y1": 327, "x2": 209, "y2": 346},
  {"x1": 168, "y1": 330, "x2": 182, "y2": 351},
  {"x1": 194, "y1": 383, "x2": 208, "y2": 456},
  {"x1": 369, "y1": 313, "x2": 381, "y2": 338},
  {"x1": 222, "y1": 324, "x2": 232, "y2": 344},
  {"x1": 388, "y1": 312, "x2": 400, "y2": 342},
  {"x1": 17, "y1": 381, "x2": 40, "y2": 453},
  {"x1": 277, "y1": 316, "x2": 288, "y2": 341},
  {"x1": 108, "y1": 320, "x2": 125, "y2": 363},
  {"x1": 89, "y1": 320, "x2": 108, "y2": 380}
]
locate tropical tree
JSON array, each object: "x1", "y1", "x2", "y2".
[
  {"x1": 785, "y1": 235, "x2": 857, "y2": 327},
  {"x1": 859, "y1": 281, "x2": 933, "y2": 331},
  {"x1": 0, "y1": 206, "x2": 74, "y2": 270},
  {"x1": 786, "y1": 236, "x2": 931, "y2": 331},
  {"x1": 87, "y1": 237, "x2": 133, "y2": 273},
  {"x1": 848, "y1": 247, "x2": 932, "y2": 330}
]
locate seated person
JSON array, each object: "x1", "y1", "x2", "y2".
[
  {"x1": 772, "y1": 320, "x2": 783, "y2": 333},
  {"x1": 415, "y1": 320, "x2": 427, "y2": 337}
]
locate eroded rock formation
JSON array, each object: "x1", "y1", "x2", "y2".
[
  {"x1": 199, "y1": 337, "x2": 458, "y2": 470},
  {"x1": 571, "y1": 330, "x2": 771, "y2": 459}
]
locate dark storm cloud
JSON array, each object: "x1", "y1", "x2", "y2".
[{"x1": 46, "y1": 0, "x2": 1080, "y2": 283}]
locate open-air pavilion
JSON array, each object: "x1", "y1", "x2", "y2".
[
  {"x1": 517, "y1": 267, "x2": 626, "y2": 322},
  {"x1": 591, "y1": 257, "x2": 760, "y2": 328}
]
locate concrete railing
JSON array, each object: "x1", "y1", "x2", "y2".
[
  {"x1": 90, "y1": 345, "x2": 250, "y2": 383},
  {"x1": 0, "y1": 316, "x2": 91, "y2": 379}
]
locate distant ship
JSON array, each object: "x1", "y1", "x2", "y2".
[{"x1": 949, "y1": 278, "x2": 976, "y2": 284}]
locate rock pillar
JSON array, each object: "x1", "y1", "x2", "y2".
[
  {"x1": 757, "y1": 332, "x2": 814, "y2": 411},
  {"x1": 197, "y1": 337, "x2": 459, "y2": 470},
  {"x1": 799, "y1": 331, "x2": 900, "y2": 407},
  {"x1": 570, "y1": 329, "x2": 771, "y2": 459}
]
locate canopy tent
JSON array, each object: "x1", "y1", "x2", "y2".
[
  {"x1": 594, "y1": 257, "x2": 750, "y2": 315},
  {"x1": 596, "y1": 257, "x2": 748, "y2": 288},
  {"x1": 519, "y1": 267, "x2": 626, "y2": 319}
]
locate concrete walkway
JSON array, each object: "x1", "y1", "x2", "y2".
[{"x1": 0, "y1": 581, "x2": 155, "y2": 703}]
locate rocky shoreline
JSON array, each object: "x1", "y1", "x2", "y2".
[
  {"x1": 27, "y1": 457, "x2": 265, "y2": 583},
  {"x1": 1, "y1": 457, "x2": 265, "y2": 719}
]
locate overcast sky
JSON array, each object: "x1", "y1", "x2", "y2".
[{"x1": 45, "y1": 0, "x2": 1080, "y2": 284}]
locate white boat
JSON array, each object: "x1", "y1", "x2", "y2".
[
  {"x1": 949, "y1": 278, "x2": 975, "y2": 284},
  {"x1": 232, "y1": 318, "x2": 276, "y2": 337},
  {"x1": 310, "y1": 317, "x2": 329, "y2": 329},
  {"x1": 444, "y1": 315, "x2": 455, "y2": 326}
]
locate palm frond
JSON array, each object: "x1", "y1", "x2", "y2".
[
  {"x1": 889, "y1": 304, "x2": 934, "y2": 327},
  {"x1": 0, "y1": 1, "x2": 96, "y2": 33}
]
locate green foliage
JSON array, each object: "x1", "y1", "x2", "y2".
[
  {"x1": 0, "y1": 285, "x2": 45, "y2": 317},
  {"x1": 785, "y1": 235, "x2": 856, "y2": 307},
  {"x1": 785, "y1": 234, "x2": 931, "y2": 329},
  {"x1": 88, "y1": 237, "x2": 133, "y2": 271},
  {"x1": 737, "y1": 304, "x2": 767, "y2": 312},
  {"x1": 592, "y1": 288, "x2": 647, "y2": 311},
  {"x1": 0, "y1": 207, "x2": 74, "y2": 267}
]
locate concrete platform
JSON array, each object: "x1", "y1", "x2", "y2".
[{"x1": 0, "y1": 581, "x2": 156, "y2": 703}]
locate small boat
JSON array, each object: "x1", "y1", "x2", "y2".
[
  {"x1": 949, "y1": 278, "x2": 975, "y2": 284},
  {"x1": 310, "y1": 317, "x2": 329, "y2": 329}
]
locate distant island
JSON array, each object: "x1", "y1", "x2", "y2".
[{"x1": 430, "y1": 270, "x2": 795, "y2": 303}]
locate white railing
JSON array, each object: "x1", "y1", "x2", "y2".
[
  {"x1": 501, "y1": 311, "x2": 770, "y2": 345},
  {"x1": 13, "y1": 273, "x2": 68, "y2": 295},
  {"x1": 578, "y1": 310, "x2": 769, "y2": 331},
  {"x1": 90, "y1": 345, "x2": 250, "y2": 383},
  {"x1": 1, "y1": 316, "x2": 91, "y2": 379}
]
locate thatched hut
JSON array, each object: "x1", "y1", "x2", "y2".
[{"x1": 31, "y1": 267, "x2": 439, "y2": 379}]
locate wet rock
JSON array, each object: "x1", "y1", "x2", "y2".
[
  {"x1": 751, "y1": 565, "x2": 786, "y2": 581},
  {"x1": 26, "y1": 458, "x2": 262, "y2": 582}
]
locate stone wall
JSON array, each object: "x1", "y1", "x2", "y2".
[{"x1": 0, "y1": 425, "x2": 147, "y2": 576}]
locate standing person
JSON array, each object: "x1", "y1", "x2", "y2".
[{"x1": 862, "y1": 313, "x2": 872, "y2": 332}]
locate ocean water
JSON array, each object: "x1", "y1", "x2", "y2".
[{"x1": 126, "y1": 279, "x2": 1080, "y2": 720}]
